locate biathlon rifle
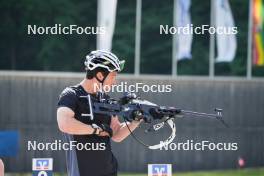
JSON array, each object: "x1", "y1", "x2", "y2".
[{"x1": 81, "y1": 92, "x2": 228, "y2": 149}]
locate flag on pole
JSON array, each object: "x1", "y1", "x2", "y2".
[
  {"x1": 97, "y1": 0, "x2": 117, "y2": 51},
  {"x1": 253, "y1": 0, "x2": 264, "y2": 66},
  {"x1": 176, "y1": 0, "x2": 192, "y2": 60},
  {"x1": 215, "y1": 0, "x2": 237, "y2": 62}
]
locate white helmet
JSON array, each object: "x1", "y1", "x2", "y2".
[{"x1": 84, "y1": 50, "x2": 125, "y2": 72}]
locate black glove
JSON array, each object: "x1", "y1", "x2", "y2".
[
  {"x1": 98, "y1": 123, "x2": 113, "y2": 137},
  {"x1": 129, "y1": 110, "x2": 152, "y2": 123}
]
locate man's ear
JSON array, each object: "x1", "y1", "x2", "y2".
[{"x1": 95, "y1": 71, "x2": 104, "y2": 81}]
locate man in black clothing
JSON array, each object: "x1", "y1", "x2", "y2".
[{"x1": 57, "y1": 50, "x2": 141, "y2": 176}]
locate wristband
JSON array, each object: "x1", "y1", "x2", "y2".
[{"x1": 92, "y1": 127, "x2": 97, "y2": 135}]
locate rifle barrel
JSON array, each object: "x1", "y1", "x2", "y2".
[{"x1": 181, "y1": 110, "x2": 221, "y2": 119}]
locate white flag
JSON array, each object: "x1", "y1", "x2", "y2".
[
  {"x1": 215, "y1": 0, "x2": 237, "y2": 62},
  {"x1": 97, "y1": 0, "x2": 117, "y2": 51},
  {"x1": 176, "y1": 0, "x2": 192, "y2": 60}
]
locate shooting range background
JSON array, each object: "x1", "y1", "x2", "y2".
[{"x1": 0, "y1": 71, "x2": 263, "y2": 172}]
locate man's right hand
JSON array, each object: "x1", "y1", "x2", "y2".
[{"x1": 92, "y1": 124, "x2": 113, "y2": 137}]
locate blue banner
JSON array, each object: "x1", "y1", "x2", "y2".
[{"x1": 0, "y1": 131, "x2": 19, "y2": 157}]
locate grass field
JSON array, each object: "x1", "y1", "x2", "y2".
[{"x1": 6, "y1": 167, "x2": 264, "y2": 176}]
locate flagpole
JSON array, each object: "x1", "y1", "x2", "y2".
[
  {"x1": 247, "y1": 0, "x2": 253, "y2": 79},
  {"x1": 209, "y1": 0, "x2": 215, "y2": 78},
  {"x1": 134, "y1": 0, "x2": 142, "y2": 75},
  {"x1": 96, "y1": 0, "x2": 102, "y2": 50},
  {"x1": 172, "y1": 0, "x2": 178, "y2": 76}
]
